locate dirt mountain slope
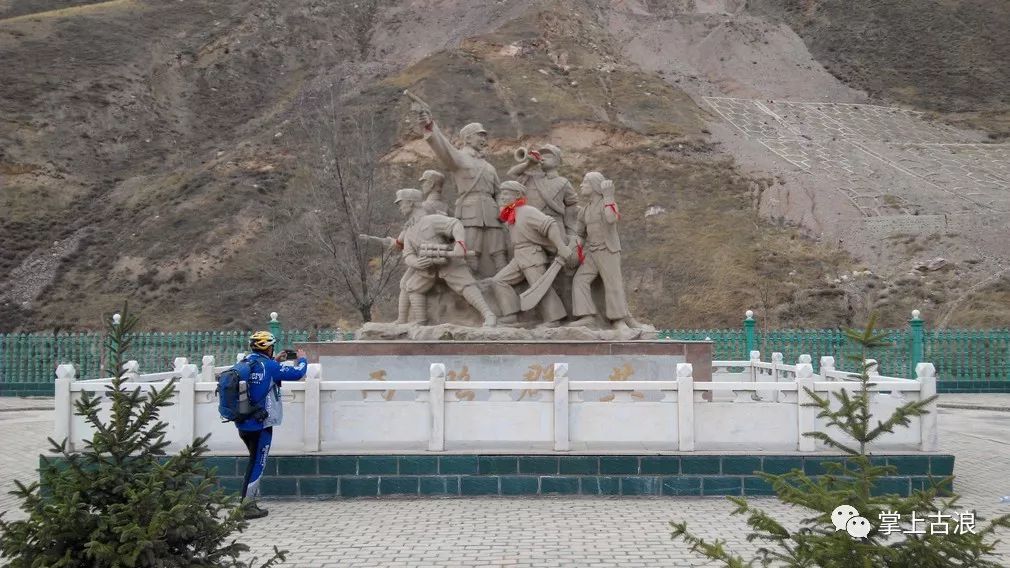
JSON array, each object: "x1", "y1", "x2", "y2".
[{"x1": 1, "y1": 0, "x2": 1008, "y2": 331}]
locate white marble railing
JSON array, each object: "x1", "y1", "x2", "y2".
[{"x1": 53, "y1": 353, "x2": 937, "y2": 455}]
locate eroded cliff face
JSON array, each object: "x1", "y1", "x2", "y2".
[{"x1": 2, "y1": 0, "x2": 1007, "y2": 331}]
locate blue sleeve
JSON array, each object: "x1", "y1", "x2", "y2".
[{"x1": 265, "y1": 357, "x2": 308, "y2": 383}]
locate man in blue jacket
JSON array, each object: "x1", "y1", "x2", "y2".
[{"x1": 237, "y1": 330, "x2": 307, "y2": 519}]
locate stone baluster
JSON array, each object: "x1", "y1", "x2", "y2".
[
  {"x1": 677, "y1": 363, "x2": 694, "y2": 451},
  {"x1": 429, "y1": 363, "x2": 445, "y2": 451},
  {"x1": 173, "y1": 357, "x2": 188, "y2": 373},
  {"x1": 820, "y1": 356, "x2": 835, "y2": 380},
  {"x1": 553, "y1": 363, "x2": 569, "y2": 451},
  {"x1": 200, "y1": 355, "x2": 215, "y2": 382},
  {"x1": 749, "y1": 350, "x2": 761, "y2": 383},
  {"x1": 917, "y1": 362, "x2": 938, "y2": 451},
  {"x1": 303, "y1": 363, "x2": 322, "y2": 452},
  {"x1": 54, "y1": 364, "x2": 75, "y2": 450},
  {"x1": 122, "y1": 360, "x2": 140, "y2": 381},
  {"x1": 177, "y1": 364, "x2": 198, "y2": 446},
  {"x1": 796, "y1": 361, "x2": 816, "y2": 452}
]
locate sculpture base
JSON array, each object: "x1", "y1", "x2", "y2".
[{"x1": 356, "y1": 322, "x2": 658, "y2": 341}]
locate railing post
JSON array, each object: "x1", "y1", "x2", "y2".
[
  {"x1": 178, "y1": 364, "x2": 198, "y2": 446},
  {"x1": 303, "y1": 363, "x2": 322, "y2": 452},
  {"x1": 54, "y1": 364, "x2": 75, "y2": 449},
  {"x1": 200, "y1": 356, "x2": 215, "y2": 382},
  {"x1": 771, "y1": 352, "x2": 783, "y2": 381},
  {"x1": 744, "y1": 310, "x2": 756, "y2": 358},
  {"x1": 749, "y1": 350, "x2": 761, "y2": 382},
  {"x1": 865, "y1": 359, "x2": 880, "y2": 379},
  {"x1": 917, "y1": 362, "x2": 938, "y2": 451},
  {"x1": 122, "y1": 360, "x2": 140, "y2": 381},
  {"x1": 819, "y1": 356, "x2": 835, "y2": 377},
  {"x1": 172, "y1": 357, "x2": 188, "y2": 374},
  {"x1": 553, "y1": 363, "x2": 570, "y2": 451},
  {"x1": 909, "y1": 309, "x2": 924, "y2": 379},
  {"x1": 677, "y1": 363, "x2": 695, "y2": 451},
  {"x1": 429, "y1": 363, "x2": 445, "y2": 451},
  {"x1": 269, "y1": 312, "x2": 282, "y2": 349},
  {"x1": 796, "y1": 362, "x2": 816, "y2": 452}
]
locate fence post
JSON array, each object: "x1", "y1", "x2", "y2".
[
  {"x1": 177, "y1": 364, "x2": 198, "y2": 447},
  {"x1": 819, "y1": 356, "x2": 835, "y2": 375},
  {"x1": 303, "y1": 363, "x2": 322, "y2": 452},
  {"x1": 917, "y1": 362, "x2": 938, "y2": 451},
  {"x1": 749, "y1": 350, "x2": 761, "y2": 382},
  {"x1": 269, "y1": 312, "x2": 282, "y2": 349},
  {"x1": 553, "y1": 363, "x2": 570, "y2": 451},
  {"x1": 909, "y1": 309, "x2": 924, "y2": 379},
  {"x1": 200, "y1": 356, "x2": 215, "y2": 382},
  {"x1": 429, "y1": 363, "x2": 445, "y2": 451},
  {"x1": 677, "y1": 363, "x2": 695, "y2": 451},
  {"x1": 54, "y1": 364, "x2": 75, "y2": 449},
  {"x1": 796, "y1": 362, "x2": 816, "y2": 452},
  {"x1": 744, "y1": 310, "x2": 756, "y2": 358},
  {"x1": 122, "y1": 360, "x2": 140, "y2": 381},
  {"x1": 172, "y1": 357, "x2": 188, "y2": 374}
]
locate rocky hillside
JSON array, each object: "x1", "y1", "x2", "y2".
[{"x1": 1, "y1": 0, "x2": 1008, "y2": 332}]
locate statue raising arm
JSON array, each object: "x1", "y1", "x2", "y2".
[
  {"x1": 405, "y1": 90, "x2": 466, "y2": 172},
  {"x1": 601, "y1": 179, "x2": 620, "y2": 224}
]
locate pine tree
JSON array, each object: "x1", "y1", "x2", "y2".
[
  {"x1": 671, "y1": 314, "x2": 1010, "y2": 567},
  {"x1": 0, "y1": 303, "x2": 287, "y2": 567}
]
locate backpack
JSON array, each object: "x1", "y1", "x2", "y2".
[{"x1": 215, "y1": 358, "x2": 267, "y2": 423}]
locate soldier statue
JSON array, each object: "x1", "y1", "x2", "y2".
[
  {"x1": 408, "y1": 92, "x2": 508, "y2": 276},
  {"x1": 418, "y1": 169, "x2": 449, "y2": 215},
  {"x1": 487, "y1": 181, "x2": 577, "y2": 328},
  {"x1": 506, "y1": 144, "x2": 578, "y2": 235},
  {"x1": 569, "y1": 172, "x2": 640, "y2": 330},
  {"x1": 394, "y1": 188, "x2": 497, "y2": 327},
  {"x1": 507, "y1": 143, "x2": 578, "y2": 316}
]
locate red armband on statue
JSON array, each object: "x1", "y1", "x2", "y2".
[
  {"x1": 576, "y1": 243, "x2": 585, "y2": 265},
  {"x1": 605, "y1": 202, "x2": 620, "y2": 219},
  {"x1": 456, "y1": 240, "x2": 467, "y2": 255}
]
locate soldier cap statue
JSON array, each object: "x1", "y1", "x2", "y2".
[
  {"x1": 459, "y1": 122, "x2": 488, "y2": 142},
  {"x1": 418, "y1": 170, "x2": 445, "y2": 188},
  {"x1": 498, "y1": 180, "x2": 527, "y2": 199},
  {"x1": 394, "y1": 188, "x2": 424, "y2": 203},
  {"x1": 538, "y1": 143, "x2": 562, "y2": 160}
]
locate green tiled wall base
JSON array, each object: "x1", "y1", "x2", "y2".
[
  {"x1": 937, "y1": 381, "x2": 1010, "y2": 393},
  {"x1": 192, "y1": 454, "x2": 955, "y2": 498}
]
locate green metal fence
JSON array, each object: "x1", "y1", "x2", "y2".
[
  {"x1": 2, "y1": 312, "x2": 1008, "y2": 395},
  {"x1": 0, "y1": 315, "x2": 352, "y2": 396},
  {"x1": 659, "y1": 312, "x2": 1010, "y2": 393}
]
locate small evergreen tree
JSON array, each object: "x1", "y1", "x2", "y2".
[
  {"x1": 671, "y1": 315, "x2": 1010, "y2": 567},
  {"x1": 0, "y1": 303, "x2": 286, "y2": 567}
]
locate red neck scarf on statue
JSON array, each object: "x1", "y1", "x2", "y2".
[{"x1": 498, "y1": 197, "x2": 526, "y2": 225}]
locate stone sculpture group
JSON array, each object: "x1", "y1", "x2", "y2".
[{"x1": 360, "y1": 92, "x2": 645, "y2": 332}]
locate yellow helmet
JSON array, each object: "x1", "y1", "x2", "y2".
[{"x1": 248, "y1": 330, "x2": 276, "y2": 351}]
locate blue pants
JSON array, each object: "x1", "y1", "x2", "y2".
[{"x1": 239, "y1": 427, "x2": 272, "y2": 500}]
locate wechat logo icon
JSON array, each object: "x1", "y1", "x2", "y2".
[{"x1": 832, "y1": 505, "x2": 872, "y2": 539}]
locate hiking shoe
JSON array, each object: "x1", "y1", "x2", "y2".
[{"x1": 244, "y1": 504, "x2": 269, "y2": 519}]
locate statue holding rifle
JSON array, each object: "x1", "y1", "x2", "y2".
[{"x1": 394, "y1": 188, "x2": 497, "y2": 327}]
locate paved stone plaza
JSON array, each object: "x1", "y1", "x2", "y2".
[{"x1": 2, "y1": 396, "x2": 1008, "y2": 567}]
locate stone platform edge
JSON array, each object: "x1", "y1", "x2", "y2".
[{"x1": 39, "y1": 454, "x2": 955, "y2": 498}]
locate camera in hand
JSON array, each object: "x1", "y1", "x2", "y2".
[{"x1": 282, "y1": 349, "x2": 298, "y2": 361}]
